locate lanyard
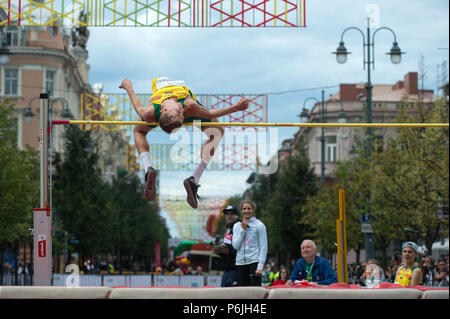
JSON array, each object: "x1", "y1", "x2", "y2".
[{"x1": 306, "y1": 260, "x2": 315, "y2": 280}]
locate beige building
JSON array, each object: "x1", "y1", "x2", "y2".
[
  {"x1": 0, "y1": 21, "x2": 89, "y2": 152},
  {"x1": 294, "y1": 72, "x2": 441, "y2": 184},
  {"x1": 0, "y1": 7, "x2": 130, "y2": 180}
]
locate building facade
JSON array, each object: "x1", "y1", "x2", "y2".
[
  {"x1": 0, "y1": 7, "x2": 130, "y2": 180},
  {"x1": 0, "y1": 21, "x2": 90, "y2": 152},
  {"x1": 294, "y1": 72, "x2": 441, "y2": 184}
]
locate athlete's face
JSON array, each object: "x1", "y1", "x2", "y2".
[
  {"x1": 241, "y1": 203, "x2": 255, "y2": 220},
  {"x1": 402, "y1": 247, "x2": 418, "y2": 263},
  {"x1": 162, "y1": 99, "x2": 184, "y2": 123}
]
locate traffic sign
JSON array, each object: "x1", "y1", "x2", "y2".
[
  {"x1": 361, "y1": 213, "x2": 371, "y2": 223},
  {"x1": 361, "y1": 222, "x2": 374, "y2": 233}
]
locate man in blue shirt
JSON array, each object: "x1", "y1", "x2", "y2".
[{"x1": 286, "y1": 239, "x2": 337, "y2": 286}]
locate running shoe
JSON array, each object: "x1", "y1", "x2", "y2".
[
  {"x1": 144, "y1": 167, "x2": 157, "y2": 201},
  {"x1": 183, "y1": 176, "x2": 202, "y2": 209}
]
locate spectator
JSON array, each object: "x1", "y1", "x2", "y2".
[
  {"x1": 99, "y1": 260, "x2": 107, "y2": 271},
  {"x1": 17, "y1": 262, "x2": 26, "y2": 275},
  {"x1": 422, "y1": 255, "x2": 437, "y2": 286},
  {"x1": 195, "y1": 266, "x2": 207, "y2": 286},
  {"x1": 261, "y1": 264, "x2": 271, "y2": 287},
  {"x1": 232, "y1": 200, "x2": 268, "y2": 287},
  {"x1": 195, "y1": 266, "x2": 203, "y2": 275},
  {"x1": 174, "y1": 264, "x2": 184, "y2": 275},
  {"x1": 213, "y1": 205, "x2": 240, "y2": 287},
  {"x1": 272, "y1": 266, "x2": 289, "y2": 286},
  {"x1": 268, "y1": 257, "x2": 276, "y2": 269},
  {"x1": 364, "y1": 259, "x2": 385, "y2": 283},
  {"x1": 385, "y1": 253, "x2": 402, "y2": 283},
  {"x1": 286, "y1": 239, "x2": 337, "y2": 286},
  {"x1": 269, "y1": 265, "x2": 279, "y2": 285},
  {"x1": 185, "y1": 266, "x2": 194, "y2": 275},
  {"x1": 394, "y1": 241, "x2": 422, "y2": 286},
  {"x1": 348, "y1": 263, "x2": 360, "y2": 284},
  {"x1": 385, "y1": 264, "x2": 396, "y2": 283},
  {"x1": 132, "y1": 260, "x2": 140, "y2": 273},
  {"x1": 107, "y1": 262, "x2": 115, "y2": 274},
  {"x1": 167, "y1": 260, "x2": 176, "y2": 273},
  {"x1": 433, "y1": 259, "x2": 449, "y2": 287},
  {"x1": 359, "y1": 262, "x2": 367, "y2": 283}
]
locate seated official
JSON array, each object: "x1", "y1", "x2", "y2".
[{"x1": 286, "y1": 239, "x2": 337, "y2": 286}]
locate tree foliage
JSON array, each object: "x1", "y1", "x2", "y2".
[
  {"x1": 52, "y1": 125, "x2": 170, "y2": 265},
  {"x1": 251, "y1": 138, "x2": 318, "y2": 262},
  {"x1": 369, "y1": 99, "x2": 449, "y2": 254},
  {"x1": 0, "y1": 101, "x2": 39, "y2": 246},
  {"x1": 301, "y1": 138, "x2": 371, "y2": 260},
  {"x1": 301, "y1": 98, "x2": 449, "y2": 262}
]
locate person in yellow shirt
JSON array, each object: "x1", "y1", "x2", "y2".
[
  {"x1": 119, "y1": 77, "x2": 249, "y2": 208},
  {"x1": 394, "y1": 241, "x2": 422, "y2": 286}
]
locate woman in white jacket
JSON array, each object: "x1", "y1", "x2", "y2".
[{"x1": 232, "y1": 200, "x2": 268, "y2": 286}]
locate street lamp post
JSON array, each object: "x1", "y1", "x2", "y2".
[
  {"x1": 301, "y1": 90, "x2": 327, "y2": 186},
  {"x1": 50, "y1": 97, "x2": 73, "y2": 123},
  {"x1": 301, "y1": 93, "x2": 347, "y2": 187},
  {"x1": 24, "y1": 96, "x2": 73, "y2": 123},
  {"x1": 23, "y1": 95, "x2": 72, "y2": 285},
  {"x1": 333, "y1": 18, "x2": 404, "y2": 262},
  {"x1": 333, "y1": 17, "x2": 404, "y2": 156},
  {"x1": 326, "y1": 99, "x2": 347, "y2": 123}
]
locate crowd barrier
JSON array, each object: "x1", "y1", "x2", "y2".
[
  {"x1": 52, "y1": 273, "x2": 222, "y2": 287},
  {"x1": 1, "y1": 275, "x2": 448, "y2": 299},
  {"x1": 0, "y1": 285, "x2": 448, "y2": 299},
  {"x1": 1, "y1": 273, "x2": 223, "y2": 287},
  {"x1": 1, "y1": 273, "x2": 33, "y2": 286}
]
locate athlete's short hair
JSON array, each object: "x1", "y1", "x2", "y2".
[{"x1": 159, "y1": 112, "x2": 183, "y2": 134}]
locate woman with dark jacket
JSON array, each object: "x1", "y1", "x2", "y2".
[{"x1": 214, "y1": 205, "x2": 240, "y2": 287}]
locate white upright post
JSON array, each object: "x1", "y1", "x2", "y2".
[{"x1": 33, "y1": 93, "x2": 52, "y2": 286}]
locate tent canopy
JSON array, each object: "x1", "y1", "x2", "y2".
[{"x1": 173, "y1": 240, "x2": 212, "y2": 257}]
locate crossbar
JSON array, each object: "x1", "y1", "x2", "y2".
[{"x1": 52, "y1": 120, "x2": 449, "y2": 128}]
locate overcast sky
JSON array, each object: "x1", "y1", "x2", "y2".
[{"x1": 85, "y1": 0, "x2": 448, "y2": 238}]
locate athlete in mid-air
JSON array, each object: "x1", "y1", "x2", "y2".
[{"x1": 119, "y1": 77, "x2": 249, "y2": 209}]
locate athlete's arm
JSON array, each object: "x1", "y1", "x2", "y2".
[
  {"x1": 189, "y1": 97, "x2": 249, "y2": 119},
  {"x1": 411, "y1": 268, "x2": 423, "y2": 286},
  {"x1": 119, "y1": 78, "x2": 156, "y2": 122}
]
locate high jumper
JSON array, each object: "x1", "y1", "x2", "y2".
[{"x1": 119, "y1": 77, "x2": 249, "y2": 209}]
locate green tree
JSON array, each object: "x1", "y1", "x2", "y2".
[
  {"x1": 109, "y1": 171, "x2": 170, "y2": 268},
  {"x1": 370, "y1": 98, "x2": 449, "y2": 254},
  {"x1": 53, "y1": 125, "x2": 171, "y2": 269},
  {"x1": 0, "y1": 102, "x2": 39, "y2": 242},
  {"x1": 0, "y1": 101, "x2": 39, "y2": 278},
  {"x1": 302, "y1": 98, "x2": 449, "y2": 265},
  {"x1": 261, "y1": 138, "x2": 318, "y2": 263},
  {"x1": 52, "y1": 126, "x2": 115, "y2": 261},
  {"x1": 301, "y1": 136, "x2": 373, "y2": 263}
]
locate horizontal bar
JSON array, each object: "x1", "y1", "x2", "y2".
[{"x1": 52, "y1": 120, "x2": 449, "y2": 128}]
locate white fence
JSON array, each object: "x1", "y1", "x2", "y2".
[
  {"x1": 50, "y1": 274, "x2": 222, "y2": 287},
  {"x1": 2, "y1": 273, "x2": 223, "y2": 287}
]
